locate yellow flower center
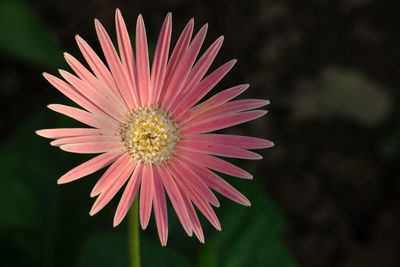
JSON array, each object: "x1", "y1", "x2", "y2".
[{"x1": 121, "y1": 106, "x2": 179, "y2": 164}]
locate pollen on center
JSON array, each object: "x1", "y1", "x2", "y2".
[{"x1": 121, "y1": 105, "x2": 179, "y2": 164}]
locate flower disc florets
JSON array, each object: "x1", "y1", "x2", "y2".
[{"x1": 121, "y1": 105, "x2": 179, "y2": 164}]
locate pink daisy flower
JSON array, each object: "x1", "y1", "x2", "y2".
[{"x1": 36, "y1": 9, "x2": 273, "y2": 246}]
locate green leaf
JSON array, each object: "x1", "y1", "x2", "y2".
[
  {"x1": 198, "y1": 179, "x2": 297, "y2": 267},
  {"x1": 0, "y1": 0, "x2": 63, "y2": 67}
]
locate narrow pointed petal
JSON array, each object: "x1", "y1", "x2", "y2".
[
  {"x1": 59, "y1": 70, "x2": 125, "y2": 123},
  {"x1": 200, "y1": 99, "x2": 270, "y2": 119},
  {"x1": 150, "y1": 13, "x2": 172, "y2": 105},
  {"x1": 47, "y1": 104, "x2": 117, "y2": 130},
  {"x1": 114, "y1": 162, "x2": 143, "y2": 227},
  {"x1": 95, "y1": 19, "x2": 138, "y2": 108},
  {"x1": 75, "y1": 35, "x2": 127, "y2": 107},
  {"x1": 36, "y1": 128, "x2": 102, "y2": 139},
  {"x1": 90, "y1": 159, "x2": 136, "y2": 216},
  {"x1": 173, "y1": 59, "x2": 237, "y2": 120},
  {"x1": 60, "y1": 142, "x2": 123, "y2": 154},
  {"x1": 181, "y1": 158, "x2": 251, "y2": 206},
  {"x1": 51, "y1": 135, "x2": 122, "y2": 147},
  {"x1": 158, "y1": 19, "x2": 194, "y2": 103},
  {"x1": 179, "y1": 150, "x2": 252, "y2": 179},
  {"x1": 157, "y1": 165, "x2": 192, "y2": 236},
  {"x1": 162, "y1": 24, "x2": 208, "y2": 111},
  {"x1": 178, "y1": 140, "x2": 262, "y2": 159},
  {"x1": 187, "y1": 134, "x2": 274, "y2": 149},
  {"x1": 43, "y1": 73, "x2": 109, "y2": 119},
  {"x1": 189, "y1": 84, "x2": 249, "y2": 116},
  {"x1": 140, "y1": 165, "x2": 154, "y2": 229},
  {"x1": 57, "y1": 150, "x2": 123, "y2": 184},
  {"x1": 152, "y1": 166, "x2": 168, "y2": 246},
  {"x1": 169, "y1": 158, "x2": 219, "y2": 207},
  {"x1": 115, "y1": 9, "x2": 139, "y2": 102},
  {"x1": 174, "y1": 174, "x2": 221, "y2": 230},
  {"x1": 178, "y1": 84, "x2": 249, "y2": 125},
  {"x1": 169, "y1": 36, "x2": 224, "y2": 116},
  {"x1": 182, "y1": 99, "x2": 269, "y2": 126},
  {"x1": 181, "y1": 110, "x2": 267, "y2": 135},
  {"x1": 64, "y1": 52, "x2": 125, "y2": 110},
  {"x1": 91, "y1": 153, "x2": 131, "y2": 196},
  {"x1": 136, "y1": 15, "x2": 150, "y2": 106},
  {"x1": 180, "y1": 191, "x2": 205, "y2": 243},
  {"x1": 201, "y1": 170, "x2": 251, "y2": 206}
]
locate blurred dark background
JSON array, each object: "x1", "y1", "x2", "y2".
[{"x1": 1, "y1": 0, "x2": 399, "y2": 266}]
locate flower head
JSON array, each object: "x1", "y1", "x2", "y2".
[{"x1": 36, "y1": 10, "x2": 273, "y2": 246}]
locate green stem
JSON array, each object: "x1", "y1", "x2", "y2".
[{"x1": 128, "y1": 196, "x2": 141, "y2": 267}]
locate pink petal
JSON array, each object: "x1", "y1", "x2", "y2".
[
  {"x1": 57, "y1": 150, "x2": 124, "y2": 184},
  {"x1": 90, "y1": 159, "x2": 136, "y2": 216},
  {"x1": 59, "y1": 70, "x2": 125, "y2": 123},
  {"x1": 179, "y1": 150, "x2": 252, "y2": 179},
  {"x1": 51, "y1": 135, "x2": 122, "y2": 147},
  {"x1": 158, "y1": 18, "x2": 194, "y2": 103},
  {"x1": 115, "y1": 9, "x2": 139, "y2": 103},
  {"x1": 182, "y1": 99, "x2": 269, "y2": 126},
  {"x1": 178, "y1": 140, "x2": 262, "y2": 159},
  {"x1": 187, "y1": 134, "x2": 274, "y2": 149},
  {"x1": 202, "y1": 99, "x2": 269, "y2": 118},
  {"x1": 188, "y1": 84, "x2": 249, "y2": 116},
  {"x1": 60, "y1": 142, "x2": 123, "y2": 154},
  {"x1": 180, "y1": 110, "x2": 267, "y2": 135},
  {"x1": 64, "y1": 52, "x2": 125, "y2": 111},
  {"x1": 173, "y1": 59, "x2": 237, "y2": 120},
  {"x1": 181, "y1": 158, "x2": 250, "y2": 206},
  {"x1": 162, "y1": 24, "x2": 208, "y2": 112},
  {"x1": 114, "y1": 162, "x2": 143, "y2": 227},
  {"x1": 135, "y1": 15, "x2": 150, "y2": 106},
  {"x1": 90, "y1": 153, "x2": 131, "y2": 197},
  {"x1": 150, "y1": 13, "x2": 172, "y2": 105},
  {"x1": 95, "y1": 19, "x2": 138, "y2": 109},
  {"x1": 180, "y1": 194, "x2": 205, "y2": 243},
  {"x1": 47, "y1": 104, "x2": 117, "y2": 131},
  {"x1": 75, "y1": 35, "x2": 126, "y2": 107},
  {"x1": 152, "y1": 165, "x2": 168, "y2": 246},
  {"x1": 157, "y1": 165, "x2": 192, "y2": 236},
  {"x1": 173, "y1": 172, "x2": 221, "y2": 230},
  {"x1": 169, "y1": 36, "x2": 224, "y2": 116},
  {"x1": 43, "y1": 73, "x2": 110, "y2": 119},
  {"x1": 168, "y1": 158, "x2": 219, "y2": 207},
  {"x1": 36, "y1": 128, "x2": 102, "y2": 139},
  {"x1": 140, "y1": 165, "x2": 154, "y2": 229}
]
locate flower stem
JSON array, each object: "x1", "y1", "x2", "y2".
[{"x1": 128, "y1": 196, "x2": 141, "y2": 267}]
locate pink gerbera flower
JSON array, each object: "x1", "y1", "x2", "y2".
[{"x1": 36, "y1": 9, "x2": 273, "y2": 246}]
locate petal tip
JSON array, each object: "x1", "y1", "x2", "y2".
[
  {"x1": 270, "y1": 142, "x2": 275, "y2": 147},
  {"x1": 35, "y1": 130, "x2": 43, "y2": 137},
  {"x1": 140, "y1": 221, "x2": 149, "y2": 230},
  {"x1": 113, "y1": 217, "x2": 121, "y2": 228},
  {"x1": 49, "y1": 140, "x2": 57, "y2": 146},
  {"x1": 57, "y1": 178, "x2": 66, "y2": 184},
  {"x1": 47, "y1": 104, "x2": 56, "y2": 110}
]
